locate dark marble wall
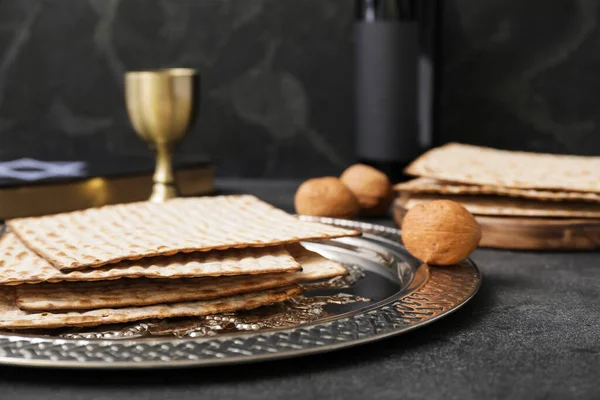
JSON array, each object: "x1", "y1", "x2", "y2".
[
  {"x1": 0, "y1": 0, "x2": 599, "y2": 178},
  {"x1": 441, "y1": 0, "x2": 600, "y2": 155}
]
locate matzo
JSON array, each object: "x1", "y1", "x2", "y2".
[
  {"x1": 7, "y1": 195, "x2": 359, "y2": 270},
  {"x1": 394, "y1": 178, "x2": 600, "y2": 203},
  {"x1": 15, "y1": 244, "x2": 347, "y2": 311},
  {"x1": 0, "y1": 286, "x2": 301, "y2": 329},
  {"x1": 0, "y1": 233, "x2": 301, "y2": 285},
  {"x1": 285, "y1": 243, "x2": 347, "y2": 280},
  {"x1": 398, "y1": 193, "x2": 600, "y2": 218},
  {"x1": 405, "y1": 143, "x2": 600, "y2": 193}
]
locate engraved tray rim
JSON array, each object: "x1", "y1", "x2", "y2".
[{"x1": 0, "y1": 217, "x2": 481, "y2": 369}]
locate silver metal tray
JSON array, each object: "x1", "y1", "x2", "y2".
[{"x1": 0, "y1": 217, "x2": 481, "y2": 369}]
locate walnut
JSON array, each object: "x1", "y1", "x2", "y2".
[
  {"x1": 401, "y1": 200, "x2": 481, "y2": 265},
  {"x1": 294, "y1": 177, "x2": 360, "y2": 219},
  {"x1": 340, "y1": 164, "x2": 393, "y2": 216}
]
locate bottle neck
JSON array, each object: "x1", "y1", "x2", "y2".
[{"x1": 355, "y1": 0, "x2": 415, "y2": 22}]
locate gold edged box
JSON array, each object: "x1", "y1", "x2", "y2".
[{"x1": 0, "y1": 158, "x2": 213, "y2": 220}]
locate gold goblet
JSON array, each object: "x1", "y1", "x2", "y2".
[{"x1": 125, "y1": 68, "x2": 199, "y2": 202}]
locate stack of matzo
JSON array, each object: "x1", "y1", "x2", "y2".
[
  {"x1": 395, "y1": 143, "x2": 600, "y2": 218},
  {"x1": 0, "y1": 195, "x2": 359, "y2": 329}
]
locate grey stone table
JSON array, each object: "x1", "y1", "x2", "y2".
[{"x1": 1, "y1": 179, "x2": 599, "y2": 400}]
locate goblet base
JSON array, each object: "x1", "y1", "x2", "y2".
[{"x1": 149, "y1": 182, "x2": 178, "y2": 202}]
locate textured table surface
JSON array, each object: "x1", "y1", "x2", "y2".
[{"x1": 1, "y1": 179, "x2": 599, "y2": 400}]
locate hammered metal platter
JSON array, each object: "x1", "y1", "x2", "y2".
[{"x1": 0, "y1": 217, "x2": 481, "y2": 369}]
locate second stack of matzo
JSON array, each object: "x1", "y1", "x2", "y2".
[
  {"x1": 395, "y1": 143, "x2": 600, "y2": 218},
  {"x1": 0, "y1": 195, "x2": 359, "y2": 329}
]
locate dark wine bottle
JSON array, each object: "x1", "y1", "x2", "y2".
[
  {"x1": 417, "y1": 0, "x2": 442, "y2": 151},
  {"x1": 355, "y1": 0, "x2": 441, "y2": 182}
]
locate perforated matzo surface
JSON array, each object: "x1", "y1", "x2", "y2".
[
  {"x1": 0, "y1": 286, "x2": 301, "y2": 329},
  {"x1": 15, "y1": 244, "x2": 346, "y2": 311},
  {"x1": 0, "y1": 233, "x2": 301, "y2": 285},
  {"x1": 7, "y1": 195, "x2": 359, "y2": 270},
  {"x1": 405, "y1": 143, "x2": 600, "y2": 193},
  {"x1": 394, "y1": 178, "x2": 600, "y2": 203},
  {"x1": 399, "y1": 193, "x2": 600, "y2": 218}
]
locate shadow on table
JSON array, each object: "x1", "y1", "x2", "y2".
[{"x1": 0, "y1": 277, "x2": 498, "y2": 387}]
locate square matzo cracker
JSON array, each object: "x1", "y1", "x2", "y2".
[
  {"x1": 399, "y1": 193, "x2": 600, "y2": 218},
  {"x1": 0, "y1": 286, "x2": 301, "y2": 329},
  {"x1": 15, "y1": 244, "x2": 347, "y2": 311},
  {"x1": 0, "y1": 232, "x2": 301, "y2": 285},
  {"x1": 394, "y1": 178, "x2": 600, "y2": 203},
  {"x1": 405, "y1": 143, "x2": 600, "y2": 193},
  {"x1": 7, "y1": 195, "x2": 359, "y2": 270}
]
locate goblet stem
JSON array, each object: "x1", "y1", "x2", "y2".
[{"x1": 150, "y1": 143, "x2": 178, "y2": 202}]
